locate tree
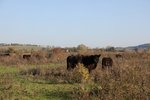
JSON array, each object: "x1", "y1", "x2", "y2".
[
  {"x1": 77, "y1": 44, "x2": 88, "y2": 53},
  {"x1": 105, "y1": 46, "x2": 115, "y2": 52}
]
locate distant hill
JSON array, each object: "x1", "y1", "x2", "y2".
[
  {"x1": 113, "y1": 43, "x2": 150, "y2": 52},
  {"x1": 126, "y1": 43, "x2": 150, "y2": 50}
]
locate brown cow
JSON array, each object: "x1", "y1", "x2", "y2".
[
  {"x1": 116, "y1": 54, "x2": 123, "y2": 58},
  {"x1": 23, "y1": 54, "x2": 31, "y2": 60},
  {"x1": 102, "y1": 57, "x2": 113, "y2": 69}
]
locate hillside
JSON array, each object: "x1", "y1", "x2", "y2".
[{"x1": 126, "y1": 43, "x2": 150, "y2": 50}]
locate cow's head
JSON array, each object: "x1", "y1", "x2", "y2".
[{"x1": 93, "y1": 54, "x2": 101, "y2": 63}]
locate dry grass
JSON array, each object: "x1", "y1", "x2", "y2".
[
  {"x1": 18, "y1": 52, "x2": 150, "y2": 99},
  {"x1": 0, "y1": 50, "x2": 150, "y2": 99}
]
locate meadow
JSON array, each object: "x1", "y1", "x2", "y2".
[{"x1": 0, "y1": 46, "x2": 150, "y2": 100}]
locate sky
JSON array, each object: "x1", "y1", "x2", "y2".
[{"x1": 0, "y1": 0, "x2": 150, "y2": 48}]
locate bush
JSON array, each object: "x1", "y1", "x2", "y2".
[{"x1": 71, "y1": 63, "x2": 102, "y2": 100}]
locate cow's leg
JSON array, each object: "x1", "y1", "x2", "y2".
[
  {"x1": 102, "y1": 65, "x2": 105, "y2": 69},
  {"x1": 88, "y1": 69, "x2": 91, "y2": 73}
]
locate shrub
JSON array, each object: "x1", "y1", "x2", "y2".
[{"x1": 71, "y1": 63, "x2": 102, "y2": 100}]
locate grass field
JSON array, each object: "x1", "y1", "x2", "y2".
[
  {"x1": 0, "y1": 52, "x2": 150, "y2": 100},
  {"x1": 0, "y1": 64, "x2": 76, "y2": 100}
]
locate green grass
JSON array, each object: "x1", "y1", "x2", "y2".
[
  {"x1": 0, "y1": 64, "x2": 75, "y2": 100},
  {"x1": 0, "y1": 66, "x2": 19, "y2": 74},
  {"x1": 19, "y1": 63, "x2": 64, "y2": 69},
  {"x1": 8, "y1": 79, "x2": 75, "y2": 100}
]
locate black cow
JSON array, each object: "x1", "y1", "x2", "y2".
[
  {"x1": 67, "y1": 55, "x2": 82, "y2": 70},
  {"x1": 67, "y1": 54, "x2": 101, "y2": 73},
  {"x1": 82, "y1": 55, "x2": 101, "y2": 73},
  {"x1": 102, "y1": 57, "x2": 113, "y2": 69}
]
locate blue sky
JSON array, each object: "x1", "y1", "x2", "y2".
[{"x1": 0, "y1": 0, "x2": 150, "y2": 48}]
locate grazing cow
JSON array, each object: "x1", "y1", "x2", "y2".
[
  {"x1": 102, "y1": 57, "x2": 113, "y2": 69},
  {"x1": 0, "y1": 53, "x2": 10, "y2": 57},
  {"x1": 116, "y1": 54, "x2": 123, "y2": 58},
  {"x1": 23, "y1": 54, "x2": 31, "y2": 60},
  {"x1": 67, "y1": 54, "x2": 101, "y2": 73}
]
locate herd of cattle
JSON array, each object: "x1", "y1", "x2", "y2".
[
  {"x1": 67, "y1": 54, "x2": 123, "y2": 73},
  {"x1": 0, "y1": 52, "x2": 123, "y2": 73},
  {"x1": 0, "y1": 53, "x2": 33, "y2": 60}
]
